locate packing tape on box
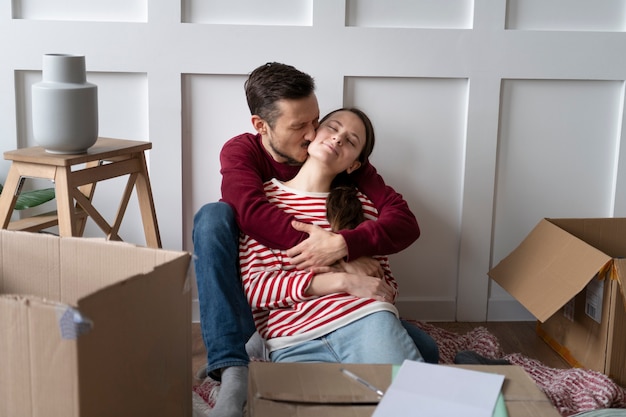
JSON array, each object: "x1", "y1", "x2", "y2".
[
  {"x1": 598, "y1": 260, "x2": 614, "y2": 281},
  {"x1": 58, "y1": 307, "x2": 94, "y2": 339}
]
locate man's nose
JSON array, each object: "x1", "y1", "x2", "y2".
[{"x1": 304, "y1": 125, "x2": 316, "y2": 141}]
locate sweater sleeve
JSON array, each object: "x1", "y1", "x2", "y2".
[
  {"x1": 220, "y1": 136, "x2": 306, "y2": 250},
  {"x1": 340, "y1": 162, "x2": 420, "y2": 260},
  {"x1": 243, "y1": 268, "x2": 315, "y2": 310},
  {"x1": 240, "y1": 234, "x2": 315, "y2": 309}
]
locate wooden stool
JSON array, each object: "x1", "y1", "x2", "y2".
[{"x1": 0, "y1": 137, "x2": 161, "y2": 248}]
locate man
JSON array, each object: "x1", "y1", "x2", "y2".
[{"x1": 192, "y1": 62, "x2": 422, "y2": 417}]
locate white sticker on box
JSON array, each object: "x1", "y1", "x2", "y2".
[
  {"x1": 59, "y1": 307, "x2": 94, "y2": 339},
  {"x1": 585, "y1": 278, "x2": 604, "y2": 324}
]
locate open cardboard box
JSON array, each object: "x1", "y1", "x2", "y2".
[
  {"x1": 489, "y1": 218, "x2": 626, "y2": 387},
  {"x1": 0, "y1": 230, "x2": 192, "y2": 417},
  {"x1": 248, "y1": 362, "x2": 559, "y2": 417}
]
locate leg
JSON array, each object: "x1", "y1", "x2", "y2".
[
  {"x1": 401, "y1": 319, "x2": 440, "y2": 364},
  {"x1": 193, "y1": 202, "x2": 256, "y2": 375},
  {"x1": 270, "y1": 338, "x2": 338, "y2": 363},
  {"x1": 270, "y1": 313, "x2": 423, "y2": 365},
  {"x1": 192, "y1": 202, "x2": 255, "y2": 417},
  {"x1": 331, "y1": 312, "x2": 423, "y2": 364}
]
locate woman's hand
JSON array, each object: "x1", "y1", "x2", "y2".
[
  {"x1": 342, "y1": 273, "x2": 395, "y2": 302},
  {"x1": 336, "y1": 257, "x2": 384, "y2": 278},
  {"x1": 305, "y1": 272, "x2": 394, "y2": 303},
  {"x1": 307, "y1": 257, "x2": 384, "y2": 276}
]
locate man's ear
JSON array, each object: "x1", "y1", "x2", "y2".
[
  {"x1": 346, "y1": 160, "x2": 362, "y2": 174},
  {"x1": 251, "y1": 115, "x2": 267, "y2": 135}
]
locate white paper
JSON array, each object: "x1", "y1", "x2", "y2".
[{"x1": 373, "y1": 360, "x2": 505, "y2": 417}]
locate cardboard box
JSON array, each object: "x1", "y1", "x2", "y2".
[
  {"x1": 0, "y1": 230, "x2": 192, "y2": 417},
  {"x1": 248, "y1": 362, "x2": 559, "y2": 417},
  {"x1": 489, "y1": 218, "x2": 626, "y2": 387},
  {"x1": 456, "y1": 365, "x2": 560, "y2": 417},
  {"x1": 248, "y1": 362, "x2": 388, "y2": 417}
]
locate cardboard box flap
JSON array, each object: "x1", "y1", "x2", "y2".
[
  {"x1": 550, "y1": 218, "x2": 626, "y2": 304},
  {"x1": 249, "y1": 362, "x2": 389, "y2": 404},
  {"x1": 489, "y1": 219, "x2": 612, "y2": 322},
  {"x1": 549, "y1": 218, "x2": 626, "y2": 258}
]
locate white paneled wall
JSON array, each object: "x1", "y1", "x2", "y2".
[{"x1": 2, "y1": 0, "x2": 626, "y2": 322}]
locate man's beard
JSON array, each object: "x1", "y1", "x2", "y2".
[{"x1": 270, "y1": 141, "x2": 309, "y2": 166}]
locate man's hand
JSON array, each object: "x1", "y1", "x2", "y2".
[{"x1": 286, "y1": 220, "x2": 348, "y2": 270}]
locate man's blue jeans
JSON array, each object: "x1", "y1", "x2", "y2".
[
  {"x1": 192, "y1": 202, "x2": 440, "y2": 379},
  {"x1": 193, "y1": 202, "x2": 256, "y2": 379}
]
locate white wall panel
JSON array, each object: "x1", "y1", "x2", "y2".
[
  {"x1": 13, "y1": 0, "x2": 147, "y2": 22},
  {"x1": 506, "y1": 0, "x2": 626, "y2": 31},
  {"x1": 181, "y1": 73, "x2": 251, "y2": 251},
  {"x1": 346, "y1": 0, "x2": 474, "y2": 29},
  {"x1": 345, "y1": 76, "x2": 467, "y2": 320},
  {"x1": 182, "y1": 0, "x2": 312, "y2": 25}
]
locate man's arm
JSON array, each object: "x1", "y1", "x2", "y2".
[
  {"x1": 341, "y1": 161, "x2": 420, "y2": 260},
  {"x1": 286, "y1": 161, "x2": 419, "y2": 268},
  {"x1": 220, "y1": 135, "x2": 305, "y2": 250}
]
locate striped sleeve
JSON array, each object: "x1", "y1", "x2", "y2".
[{"x1": 240, "y1": 234, "x2": 316, "y2": 309}]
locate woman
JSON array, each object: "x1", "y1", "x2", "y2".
[{"x1": 240, "y1": 108, "x2": 422, "y2": 364}]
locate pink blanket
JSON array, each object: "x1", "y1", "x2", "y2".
[{"x1": 412, "y1": 321, "x2": 626, "y2": 416}]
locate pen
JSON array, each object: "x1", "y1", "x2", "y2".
[{"x1": 340, "y1": 368, "x2": 385, "y2": 397}]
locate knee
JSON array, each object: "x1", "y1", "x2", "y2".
[
  {"x1": 194, "y1": 202, "x2": 233, "y2": 230},
  {"x1": 401, "y1": 320, "x2": 439, "y2": 364},
  {"x1": 193, "y1": 202, "x2": 236, "y2": 241}
]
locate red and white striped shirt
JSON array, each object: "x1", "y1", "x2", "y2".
[{"x1": 240, "y1": 179, "x2": 399, "y2": 353}]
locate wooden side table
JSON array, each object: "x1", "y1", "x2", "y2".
[{"x1": 0, "y1": 137, "x2": 161, "y2": 248}]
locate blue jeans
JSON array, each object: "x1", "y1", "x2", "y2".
[
  {"x1": 270, "y1": 311, "x2": 423, "y2": 364},
  {"x1": 401, "y1": 319, "x2": 439, "y2": 364},
  {"x1": 192, "y1": 203, "x2": 439, "y2": 376},
  {"x1": 192, "y1": 202, "x2": 256, "y2": 378}
]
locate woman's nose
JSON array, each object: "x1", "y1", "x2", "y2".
[{"x1": 333, "y1": 136, "x2": 342, "y2": 145}]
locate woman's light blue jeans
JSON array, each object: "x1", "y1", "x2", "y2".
[{"x1": 270, "y1": 311, "x2": 423, "y2": 364}]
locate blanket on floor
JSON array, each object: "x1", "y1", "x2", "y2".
[{"x1": 192, "y1": 321, "x2": 626, "y2": 416}]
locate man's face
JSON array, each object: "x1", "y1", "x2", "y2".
[{"x1": 262, "y1": 94, "x2": 319, "y2": 165}]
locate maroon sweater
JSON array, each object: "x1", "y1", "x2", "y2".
[{"x1": 220, "y1": 132, "x2": 420, "y2": 261}]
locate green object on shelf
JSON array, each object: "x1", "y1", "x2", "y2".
[{"x1": 0, "y1": 184, "x2": 56, "y2": 210}]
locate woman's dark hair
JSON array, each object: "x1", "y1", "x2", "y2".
[
  {"x1": 324, "y1": 107, "x2": 375, "y2": 231},
  {"x1": 244, "y1": 62, "x2": 315, "y2": 128},
  {"x1": 326, "y1": 185, "x2": 366, "y2": 232}
]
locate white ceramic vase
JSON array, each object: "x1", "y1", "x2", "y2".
[{"x1": 32, "y1": 54, "x2": 98, "y2": 154}]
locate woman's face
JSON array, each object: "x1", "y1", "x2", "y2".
[{"x1": 308, "y1": 110, "x2": 366, "y2": 174}]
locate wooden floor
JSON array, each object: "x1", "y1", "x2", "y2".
[{"x1": 191, "y1": 321, "x2": 570, "y2": 382}]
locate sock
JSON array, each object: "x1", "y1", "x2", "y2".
[
  {"x1": 245, "y1": 331, "x2": 267, "y2": 360},
  {"x1": 453, "y1": 350, "x2": 511, "y2": 365},
  {"x1": 210, "y1": 366, "x2": 248, "y2": 417}
]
